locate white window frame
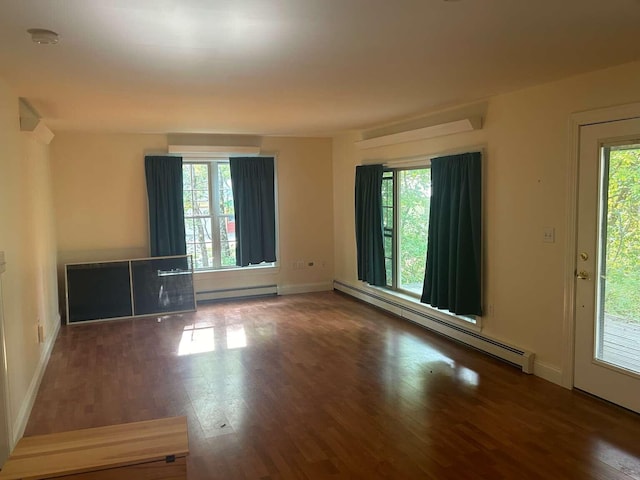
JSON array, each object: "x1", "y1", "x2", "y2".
[{"x1": 183, "y1": 158, "x2": 236, "y2": 271}]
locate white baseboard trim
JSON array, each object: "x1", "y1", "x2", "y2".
[
  {"x1": 533, "y1": 360, "x2": 563, "y2": 386},
  {"x1": 278, "y1": 282, "x2": 334, "y2": 296},
  {"x1": 334, "y1": 280, "x2": 536, "y2": 375},
  {"x1": 11, "y1": 314, "x2": 60, "y2": 447},
  {"x1": 196, "y1": 284, "x2": 277, "y2": 303}
]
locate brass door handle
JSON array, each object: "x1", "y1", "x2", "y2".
[{"x1": 576, "y1": 270, "x2": 590, "y2": 280}]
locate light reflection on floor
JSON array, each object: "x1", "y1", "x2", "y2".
[
  {"x1": 178, "y1": 325, "x2": 215, "y2": 355},
  {"x1": 384, "y1": 330, "x2": 480, "y2": 402},
  {"x1": 594, "y1": 438, "x2": 640, "y2": 478},
  {"x1": 226, "y1": 324, "x2": 247, "y2": 349},
  {"x1": 177, "y1": 323, "x2": 248, "y2": 355}
]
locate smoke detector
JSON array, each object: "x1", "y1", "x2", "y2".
[{"x1": 27, "y1": 28, "x2": 59, "y2": 45}]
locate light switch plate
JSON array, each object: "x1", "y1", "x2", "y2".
[{"x1": 543, "y1": 227, "x2": 555, "y2": 243}]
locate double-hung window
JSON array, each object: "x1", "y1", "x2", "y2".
[
  {"x1": 182, "y1": 160, "x2": 237, "y2": 270},
  {"x1": 382, "y1": 167, "x2": 431, "y2": 296}
]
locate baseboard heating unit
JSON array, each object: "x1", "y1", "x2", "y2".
[
  {"x1": 196, "y1": 284, "x2": 278, "y2": 303},
  {"x1": 334, "y1": 280, "x2": 535, "y2": 374}
]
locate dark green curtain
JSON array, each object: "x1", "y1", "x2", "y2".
[
  {"x1": 144, "y1": 155, "x2": 187, "y2": 257},
  {"x1": 229, "y1": 157, "x2": 276, "y2": 266},
  {"x1": 355, "y1": 164, "x2": 386, "y2": 286},
  {"x1": 421, "y1": 152, "x2": 482, "y2": 315}
]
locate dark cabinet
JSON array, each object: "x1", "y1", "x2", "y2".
[{"x1": 65, "y1": 255, "x2": 195, "y2": 323}]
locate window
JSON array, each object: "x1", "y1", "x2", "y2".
[
  {"x1": 182, "y1": 160, "x2": 236, "y2": 270},
  {"x1": 382, "y1": 167, "x2": 431, "y2": 296}
]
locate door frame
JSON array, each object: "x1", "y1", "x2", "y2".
[
  {"x1": 0, "y1": 271, "x2": 12, "y2": 462},
  {"x1": 563, "y1": 101, "x2": 640, "y2": 389}
]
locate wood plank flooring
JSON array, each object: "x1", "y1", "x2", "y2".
[{"x1": 24, "y1": 292, "x2": 640, "y2": 479}]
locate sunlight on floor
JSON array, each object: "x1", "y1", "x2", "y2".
[
  {"x1": 178, "y1": 324, "x2": 248, "y2": 355},
  {"x1": 226, "y1": 324, "x2": 247, "y2": 349},
  {"x1": 594, "y1": 438, "x2": 640, "y2": 478},
  {"x1": 178, "y1": 325, "x2": 215, "y2": 356}
]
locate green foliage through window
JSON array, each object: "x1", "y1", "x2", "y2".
[
  {"x1": 382, "y1": 167, "x2": 430, "y2": 295},
  {"x1": 603, "y1": 146, "x2": 640, "y2": 323},
  {"x1": 183, "y1": 161, "x2": 237, "y2": 270}
]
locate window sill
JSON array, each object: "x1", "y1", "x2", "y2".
[{"x1": 194, "y1": 263, "x2": 279, "y2": 276}]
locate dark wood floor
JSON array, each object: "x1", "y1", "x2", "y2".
[{"x1": 25, "y1": 292, "x2": 640, "y2": 479}]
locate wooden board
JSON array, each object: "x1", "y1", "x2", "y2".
[{"x1": 0, "y1": 417, "x2": 188, "y2": 480}]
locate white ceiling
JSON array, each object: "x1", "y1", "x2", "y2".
[{"x1": 0, "y1": 0, "x2": 638, "y2": 136}]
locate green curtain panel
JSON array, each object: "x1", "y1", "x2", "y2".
[
  {"x1": 421, "y1": 152, "x2": 482, "y2": 315},
  {"x1": 144, "y1": 156, "x2": 187, "y2": 258},
  {"x1": 355, "y1": 164, "x2": 386, "y2": 286},
  {"x1": 229, "y1": 157, "x2": 277, "y2": 266}
]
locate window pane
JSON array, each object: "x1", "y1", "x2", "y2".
[
  {"x1": 598, "y1": 145, "x2": 640, "y2": 374},
  {"x1": 384, "y1": 234, "x2": 392, "y2": 259},
  {"x1": 184, "y1": 218, "x2": 196, "y2": 243},
  {"x1": 382, "y1": 206, "x2": 392, "y2": 231},
  {"x1": 398, "y1": 169, "x2": 430, "y2": 295},
  {"x1": 193, "y1": 242, "x2": 213, "y2": 269},
  {"x1": 218, "y1": 163, "x2": 234, "y2": 216},
  {"x1": 385, "y1": 258, "x2": 392, "y2": 287},
  {"x1": 192, "y1": 164, "x2": 209, "y2": 189},
  {"x1": 220, "y1": 242, "x2": 237, "y2": 267},
  {"x1": 183, "y1": 165, "x2": 194, "y2": 216},
  {"x1": 219, "y1": 215, "x2": 236, "y2": 266},
  {"x1": 382, "y1": 174, "x2": 393, "y2": 207},
  {"x1": 182, "y1": 164, "x2": 193, "y2": 190},
  {"x1": 194, "y1": 217, "x2": 212, "y2": 243},
  {"x1": 194, "y1": 189, "x2": 210, "y2": 216}
]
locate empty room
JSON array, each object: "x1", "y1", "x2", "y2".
[{"x1": 0, "y1": 1, "x2": 639, "y2": 478}]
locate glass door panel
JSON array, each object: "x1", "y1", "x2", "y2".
[{"x1": 596, "y1": 144, "x2": 640, "y2": 374}]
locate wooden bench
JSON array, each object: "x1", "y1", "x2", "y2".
[{"x1": 0, "y1": 416, "x2": 189, "y2": 479}]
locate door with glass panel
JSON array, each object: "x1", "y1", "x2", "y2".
[{"x1": 574, "y1": 118, "x2": 640, "y2": 413}]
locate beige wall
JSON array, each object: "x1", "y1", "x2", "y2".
[
  {"x1": 51, "y1": 133, "x2": 168, "y2": 263},
  {"x1": 333, "y1": 60, "x2": 640, "y2": 383},
  {"x1": 0, "y1": 78, "x2": 59, "y2": 442},
  {"x1": 51, "y1": 133, "x2": 334, "y2": 300}
]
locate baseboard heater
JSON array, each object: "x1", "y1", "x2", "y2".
[
  {"x1": 334, "y1": 280, "x2": 534, "y2": 374},
  {"x1": 196, "y1": 284, "x2": 278, "y2": 303}
]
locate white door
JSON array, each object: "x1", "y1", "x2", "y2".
[{"x1": 574, "y1": 118, "x2": 640, "y2": 413}]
